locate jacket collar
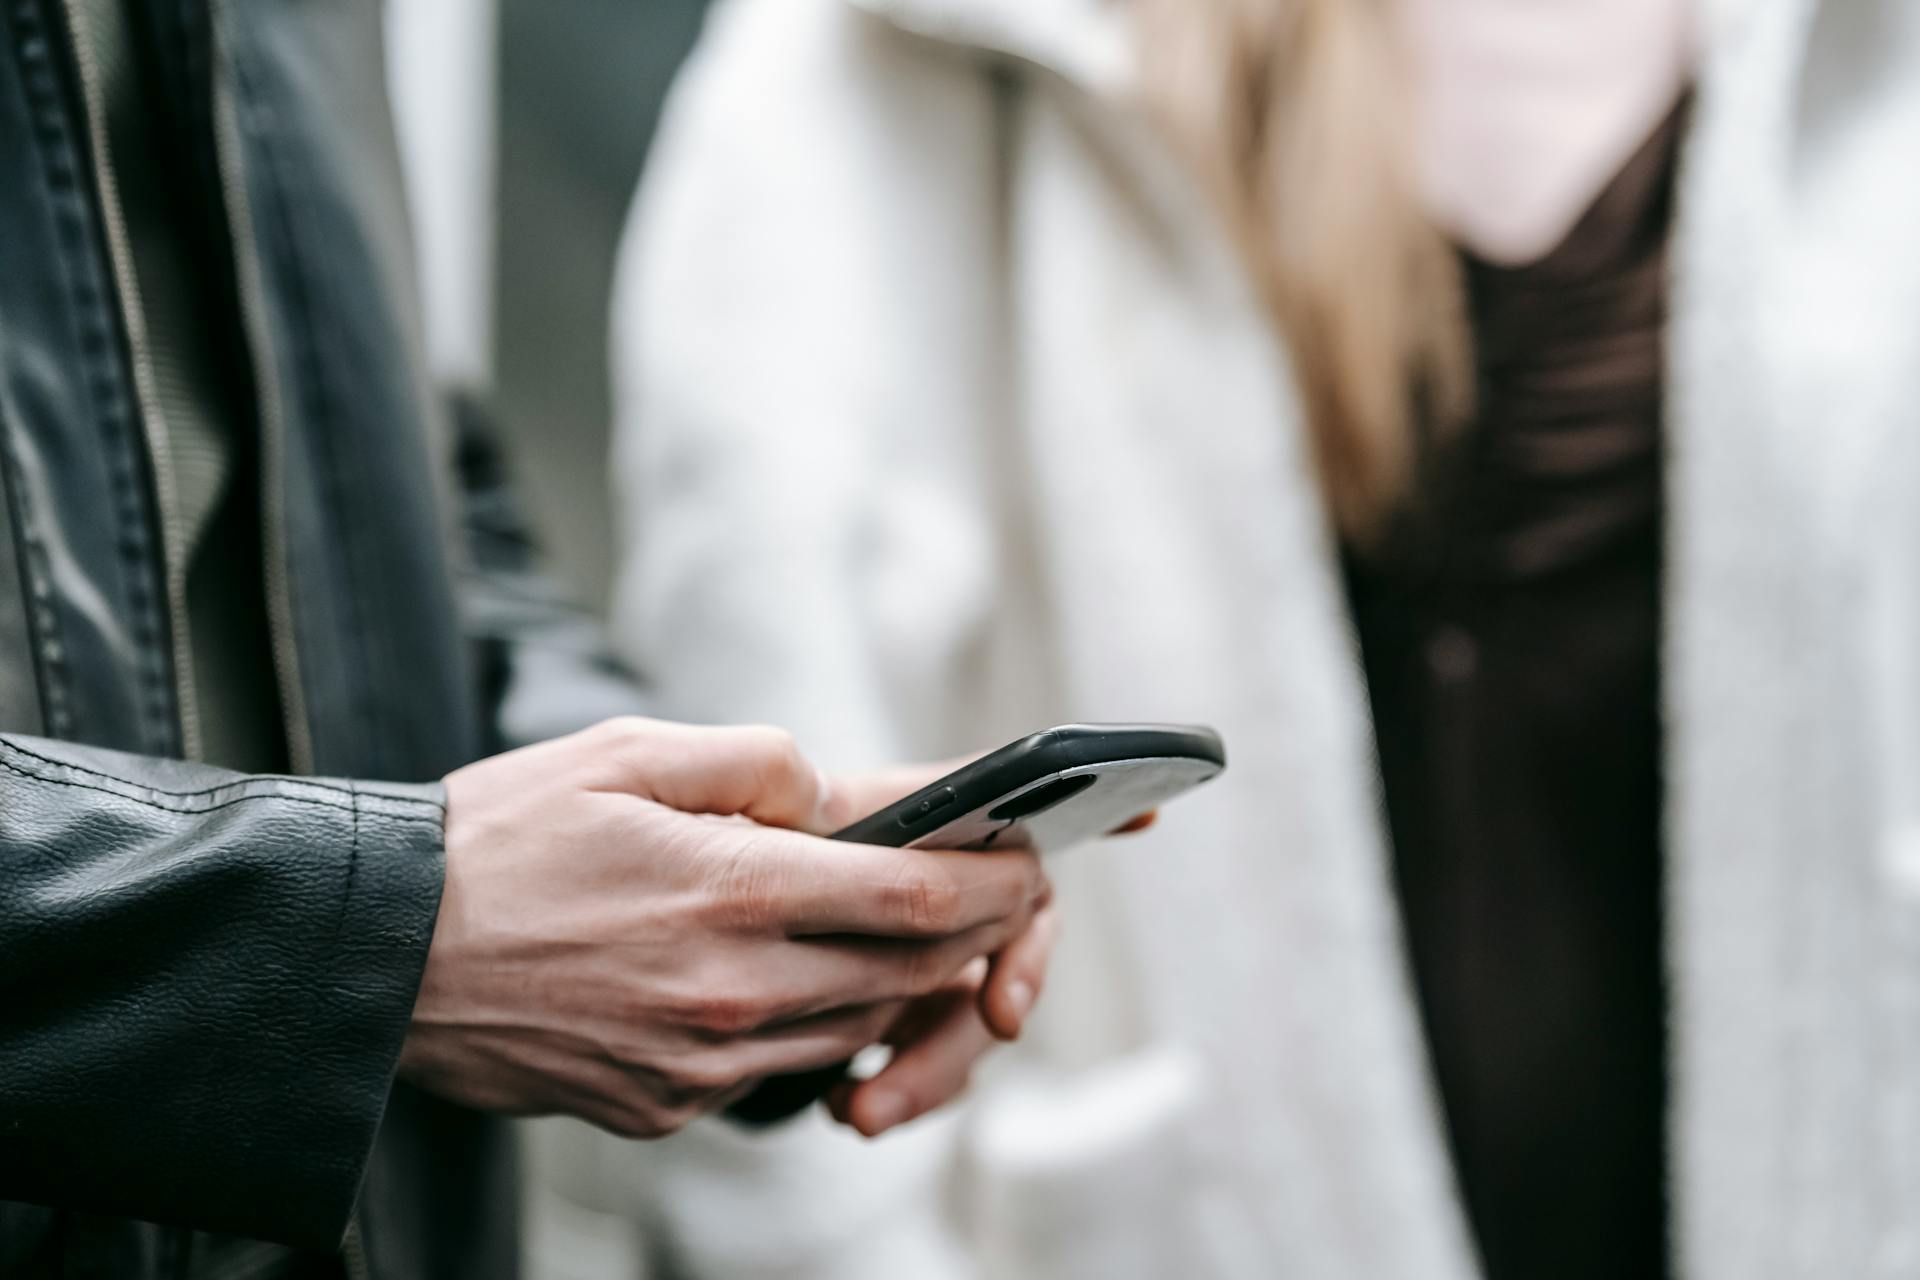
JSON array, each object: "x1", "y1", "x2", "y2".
[{"x1": 847, "y1": 0, "x2": 1135, "y2": 95}]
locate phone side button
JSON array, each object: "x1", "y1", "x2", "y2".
[{"x1": 899, "y1": 786, "x2": 959, "y2": 828}]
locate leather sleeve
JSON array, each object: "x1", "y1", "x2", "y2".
[{"x1": 0, "y1": 733, "x2": 446, "y2": 1250}]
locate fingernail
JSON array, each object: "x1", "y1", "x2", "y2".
[
  {"x1": 1006, "y1": 980, "x2": 1035, "y2": 1024},
  {"x1": 864, "y1": 1090, "x2": 910, "y2": 1135}
]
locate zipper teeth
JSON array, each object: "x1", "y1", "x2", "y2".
[
  {"x1": 207, "y1": 0, "x2": 314, "y2": 775},
  {"x1": 56, "y1": 0, "x2": 202, "y2": 759},
  {"x1": 340, "y1": 1215, "x2": 372, "y2": 1280}
]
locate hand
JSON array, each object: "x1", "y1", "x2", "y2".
[
  {"x1": 400, "y1": 718, "x2": 1049, "y2": 1139},
  {"x1": 797, "y1": 767, "x2": 1071, "y2": 1138},
  {"x1": 826, "y1": 904, "x2": 1061, "y2": 1137}
]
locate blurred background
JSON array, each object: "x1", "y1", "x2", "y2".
[
  {"x1": 374, "y1": 4, "x2": 1920, "y2": 1278},
  {"x1": 386, "y1": 0, "x2": 710, "y2": 617},
  {"x1": 385, "y1": 6, "x2": 709, "y2": 1272}
]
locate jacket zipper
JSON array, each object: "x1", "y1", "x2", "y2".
[
  {"x1": 340, "y1": 1215, "x2": 372, "y2": 1280},
  {"x1": 207, "y1": 0, "x2": 315, "y2": 774},
  {"x1": 56, "y1": 0, "x2": 203, "y2": 759}
]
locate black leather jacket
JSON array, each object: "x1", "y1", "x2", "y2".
[{"x1": 0, "y1": 1, "x2": 581, "y2": 1275}]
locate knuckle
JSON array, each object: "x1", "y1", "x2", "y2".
[
  {"x1": 677, "y1": 990, "x2": 767, "y2": 1039},
  {"x1": 582, "y1": 716, "x2": 663, "y2": 788},
  {"x1": 657, "y1": 1101, "x2": 708, "y2": 1135},
  {"x1": 592, "y1": 1086, "x2": 674, "y2": 1140},
  {"x1": 666, "y1": 1055, "x2": 742, "y2": 1099},
  {"x1": 742, "y1": 725, "x2": 807, "y2": 789},
  {"x1": 602, "y1": 1108, "x2": 667, "y2": 1141},
  {"x1": 1005, "y1": 855, "x2": 1046, "y2": 906},
  {"x1": 888, "y1": 864, "x2": 963, "y2": 935},
  {"x1": 982, "y1": 869, "x2": 1030, "y2": 921},
  {"x1": 743, "y1": 723, "x2": 800, "y2": 758},
  {"x1": 711, "y1": 836, "x2": 789, "y2": 933},
  {"x1": 597, "y1": 715, "x2": 654, "y2": 747}
]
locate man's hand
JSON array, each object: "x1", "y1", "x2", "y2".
[
  {"x1": 400, "y1": 718, "x2": 1049, "y2": 1139},
  {"x1": 797, "y1": 767, "x2": 1164, "y2": 1137},
  {"x1": 819, "y1": 907, "x2": 1060, "y2": 1137},
  {"x1": 800, "y1": 766, "x2": 1062, "y2": 1137}
]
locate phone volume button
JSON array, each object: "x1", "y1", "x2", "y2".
[{"x1": 899, "y1": 786, "x2": 958, "y2": 828}]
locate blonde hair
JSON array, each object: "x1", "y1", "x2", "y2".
[{"x1": 1136, "y1": 0, "x2": 1471, "y2": 544}]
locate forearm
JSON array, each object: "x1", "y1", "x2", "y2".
[{"x1": 0, "y1": 734, "x2": 444, "y2": 1248}]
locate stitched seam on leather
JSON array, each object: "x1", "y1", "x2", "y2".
[
  {"x1": 9, "y1": 0, "x2": 179, "y2": 752},
  {"x1": 0, "y1": 736, "x2": 446, "y2": 815},
  {"x1": 348, "y1": 776, "x2": 360, "y2": 857},
  {"x1": 0, "y1": 731, "x2": 352, "y2": 795},
  {"x1": 3, "y1": 2, "x2": 81, "y2": 742},
  {"x1": 0, "y1": 753, "x2": 442, "y2": 824},
  {"x1": 335, "y1": 778, "x2": 362, "y2": 942},
  {"x1": 0, "y1": 735, "x2": 441, "y2": 815}
]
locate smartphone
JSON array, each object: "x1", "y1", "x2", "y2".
[
  {"x1": 833, "y1": 723, "x2": 1227, "y2": 853},
  {"x1": 727, "y1": 723, "x2": 1227, "y2": 1127}
]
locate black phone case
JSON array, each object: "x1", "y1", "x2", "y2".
[{"x1": 725, "y1": 725, "x2": 1225, "y2": 1127}]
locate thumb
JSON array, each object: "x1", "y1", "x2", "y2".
[
  {"x1": 816, "y1": 755, "x2": 985, "y2": 839},
  {"x1": 585, "y1": 719, "x2": 834, "y2": 831}
]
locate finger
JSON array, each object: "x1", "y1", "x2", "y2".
[
  {"x1": 765, "y1": 917, "x2": 1036, "y2": 1020},
  {"x1": 720, "y1": 1002, "x2": 906, "y2": 1081},
  {"x1": 830, "y1": 989, "x2": 996, "y2": 1137},
  {"x1": 878, "y1": 957, "x2": 989, "y2": 1044},
  {"x1": 758, "y1": 997, "x2": 908, "y2": 1045},
  {"x1": 815, "y1": 756, "x2": 977, "y2": 835},
  {"x1": 980, "y1": 905, "x2": 1060, "y2": 1041},
  {"x1": 1110, "y1": 810, "x2": 1158, "y2": 836},
  {"x1": 586, "y1": 719, "x2": 832, "y2": 831},
  {"x1": 695, "y1": 1001, "x2": 915, "y2": 1126},
  {"x1": 748, "y1": 830, "x2": 1049, "y2": 939}
]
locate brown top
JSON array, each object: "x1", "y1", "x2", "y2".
[{"x1": 1345, "y1": 106, "x2": 1685, "y2": 1280}]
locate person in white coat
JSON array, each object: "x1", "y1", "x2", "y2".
[{"x1": 527, "y1": 0, "x2": 1920, "y2": 1276}]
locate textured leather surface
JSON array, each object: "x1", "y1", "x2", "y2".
[
  {"x1": 0, "y1": 0, "x2": 520, "y2": 1274},
  {"x1": 0, "y1": 0, "x2": 180, "y2": 754},
  {"x1": 0, "y1": 735, "x2": 446, "y2": 1248}
]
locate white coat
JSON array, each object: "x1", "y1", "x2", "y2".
[{"x1": 527, "y1": 0, "x2": 1920, "y2": 1276}]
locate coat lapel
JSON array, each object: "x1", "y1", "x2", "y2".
[
  {"x1": 846, "y1": 0, "x2": 1135, "y2": 96},
  {"x1": 1668, "y1": 0, "x2": 1920, "y2": 1273}
]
